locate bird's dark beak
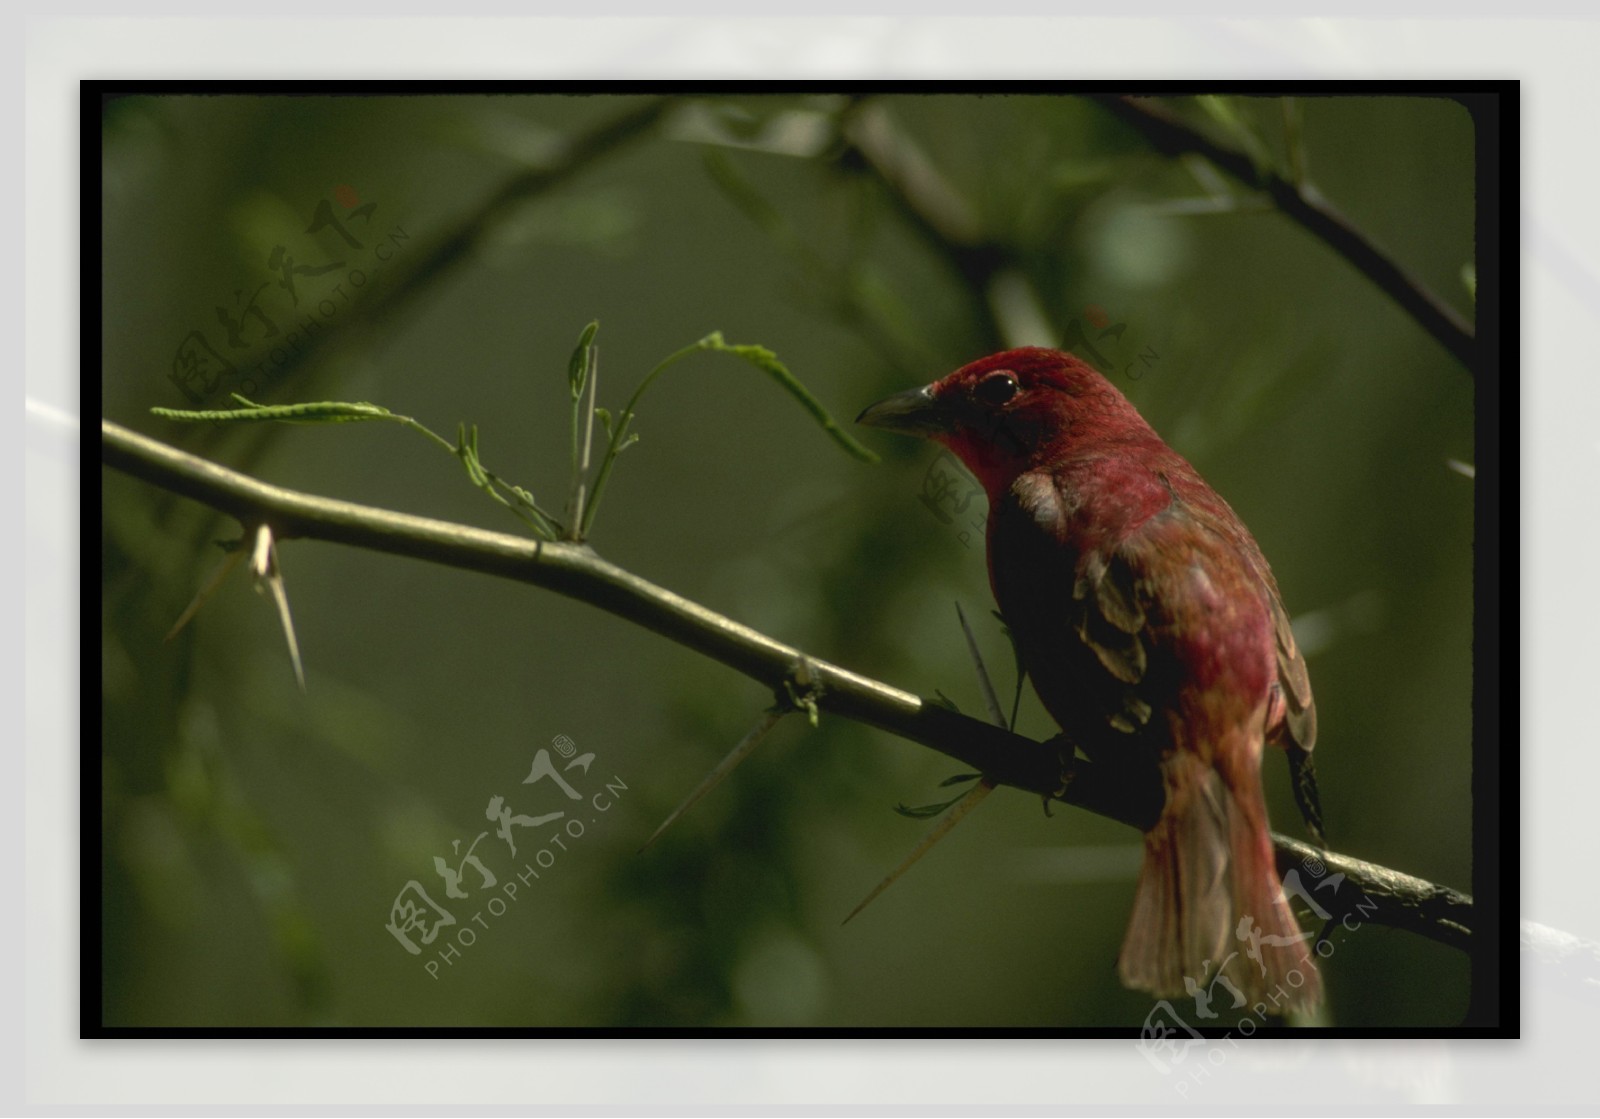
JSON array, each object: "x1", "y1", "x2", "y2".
[{"x1": 855, "y1": 384, "x2": 953, "y2": 438}]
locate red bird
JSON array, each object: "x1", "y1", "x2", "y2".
[{"x1": 859, "y1": 347, "x2": 1323, "y2": 1013}]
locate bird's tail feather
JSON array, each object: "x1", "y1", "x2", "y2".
[{"x1": 1117, "y1": 751, "x2": 1321, "y2": 1015}]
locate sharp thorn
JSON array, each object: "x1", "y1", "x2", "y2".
[
  {"x1": 253, "y1": 530, "x2": 305, "y2": 692},
  {"x1": 955, "y1": 601, "x2": 1006, "y2": 729},
  {"x1": 639, "y1": 707, "x2": 785, "y2": 853},
  {"x1": 265, "y1": 571, "x2": 306, "y2": 693},
  {"x1": 165, "y1": 545, "x2": 245, "y2": 642},
  {"x1": 843, "y1": 778, "x2": 995, "y2": 925}
]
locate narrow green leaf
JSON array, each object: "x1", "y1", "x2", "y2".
[
  {"x1": 155, "y1": 389, "x2": 561, "y2": 541},
  {"x1": 151, "y1": 396, "x2": 396, "y2": 424},
  {"x1": 1195, "y1": 95, "x2": 1274, "y2": 178},
  {"x1": 697, "y1": 333, "x2": 879, "y2": 463},
  {"x1": 458, "y1": 425, "x2": 490, "y2": 488},
  {"x1": 568, "y1": 320, "x2": 599, "y2": 400},
  {"x1": 894, "y1": 792, "x2": 970, "y2": 819}
]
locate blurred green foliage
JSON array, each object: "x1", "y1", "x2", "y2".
[{"x1": 100, "y1": 93, "x2": 1475, "y2": 1028}]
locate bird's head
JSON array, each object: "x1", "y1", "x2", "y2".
[{"x1": 856, "y1": 347, "x2": 1151, "y2": 498}]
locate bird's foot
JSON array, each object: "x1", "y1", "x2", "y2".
[{"x1": 1042, "y1": 733, "x2": 1078, "y2": 817}]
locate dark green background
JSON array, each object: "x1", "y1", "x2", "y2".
[{"x1": 99, "y1": 93, "x2": 1475, "y2": 1028}]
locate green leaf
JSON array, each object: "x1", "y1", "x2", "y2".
[
  {"x1": 457, "y1": 424, "x2": 490, "y2": 487},
  {"x1": 151, "y1": 395, "x2": 396, "y2": 424},
  {"x1": 579, "y1": 328, "x2": 877, "y2": 540},
  {"x1": 894, "y1": 790, "x2": 971, "y2": 819},
  {"x1": 568, "y1": 320, "x2": 599, "y2": 400},
  {"x1": 155, "y1": 389, "x2": 563, "y2": 541},
  {"x1": 697, "y1": 332, "x2": 879, "y2": 463},
  {"x1": 1195, "y1": 96, "x2": 1274, "y2": 178}
]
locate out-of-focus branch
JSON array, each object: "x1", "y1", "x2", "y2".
[
  {"x1": 357, "y1": 98, "x2": 671, "y2": 354},
  {"x1": 1092, "y1": 95, "x2": 1476, "y2": 370},
  {"x1": 838, "y1": 101, "x2": 1009, "y2": 354},
  {"x1": 185, "y1": 97, "x2": 673, "y2": 470},
  {"x1": 101, "y1": 418, "x2": 1475, "y2": 953}
]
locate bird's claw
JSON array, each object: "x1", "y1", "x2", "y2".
[{"x1": 1042, "y1": 733, "x2": 1078, "y2": 817}]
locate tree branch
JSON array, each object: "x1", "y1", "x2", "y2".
[
  {"x1": 177, "y1": 97, "x2": 674, "y2": 476},
  {"x1": 837, "y1": 100, "x2": 1008, "y2": 355},
  {"x1": 102, "y1": 418, "x2": 1474, "y2": 952},
  {"x1": 1092, "y1": 95, "x2": 1476, "y2": 370}
]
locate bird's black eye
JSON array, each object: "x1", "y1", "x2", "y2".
[{"x1": 974, "y1": 371, "x2": 1020, "y2": 406}]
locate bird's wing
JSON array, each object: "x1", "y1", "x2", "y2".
[
  {"x1": 988, "y1": 470, "x2": 1166, "y2": 761},
  {"x1": 1266, "y1": 581, "x2": 1317, "y2": 750},
  {"x1": 1149, "y1": 481, "x2": 1323, "y2": 843},
  {"x1": 993, "y1": 464, "x2": 1313, "y2": 757}
]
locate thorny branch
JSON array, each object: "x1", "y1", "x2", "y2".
[{"x1": 103, "y1": 418, "x2": 1476, "y2": 954}]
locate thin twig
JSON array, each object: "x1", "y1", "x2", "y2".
[
  {"x1": 100, "y1": 419, "x2": 1476, "y2": 952},
  {"x1": 1092, "y1": 95, "x2": 1475, "y2": 369}
]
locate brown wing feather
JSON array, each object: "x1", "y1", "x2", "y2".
[
  {"x1": 1266, "y1": 594, "x2": 1324, "y2": 844},
  {"x1": 990, "y1": 477, "x2": 1164, "y2": 759},
  {"x1": 993, "y1": 467, "x2": 1325, "y2": 842},
  {"x1": 1269, "y1": 590, "x2": 1316, "y2": 753},
  {"x1": 1158, "y1": 488, "x2": 1325, "y2": 845},
  {"x1": 1257, "y1": 532, "x2": 1324, "y2": 846},
  {"x1": 1071, "y1": 554, "x2": 1149, "y2": 685}
]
